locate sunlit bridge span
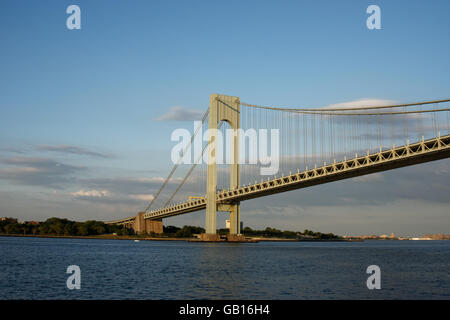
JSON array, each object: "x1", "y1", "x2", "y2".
[{"x1": 106, "y1": 94, "x2": 450, "y2": 241}]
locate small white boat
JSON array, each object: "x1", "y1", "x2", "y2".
[{"x1": 134, "y1": 240, "x2": 140, "y2": 242}]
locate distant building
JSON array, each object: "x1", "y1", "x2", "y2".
[
  {"x1": 225, "y1": 220, "x2": 244, "y2": 232},
  {"x1": 360, "y1": 235, "x2": 378, "y2": 239},
  {"x1": 424, "y1": 234, "x2": 450, "y2": 240},
  {"x1": 0, "y1": 217, "x2": 18, "y2": 223}
]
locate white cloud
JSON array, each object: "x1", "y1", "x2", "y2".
[
  {"x1": 129, "y1": 194, "x2": 155, "y2": 201},
  {"x1": 325, "y1": 98, "x2": 397, "y2": 109},
  {"x1": 155, "y1": 106, "x2": 204, "y2": 121},
  {"x1": 71, "y1": 189, "x2": 110, "y2": 199}
]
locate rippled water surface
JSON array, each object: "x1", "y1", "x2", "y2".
[{"x1": 1, "y1": 236, "x2": 449, "y2": 299}]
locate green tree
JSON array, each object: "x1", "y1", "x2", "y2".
[
  {"x1": 77, "y1": 224, "x2": 90, "y2": 236},
  {"x1": 120, "y1": 228, "x2": 130, "y2": 236},
  {"x1": 5, "y1": 223, "x2": 21, "y2": 234}
]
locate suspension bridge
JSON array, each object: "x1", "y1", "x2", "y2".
[{"x1": 106, "y1": 94, "x2": 450, "y2": 241}]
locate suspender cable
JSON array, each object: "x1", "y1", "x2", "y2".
[
  {"x1": 162, "y1": 121, "x2": 225, "y2": 208},
  {"x1": 143, "y1": 108, "x2": 209, "y2": 213}
]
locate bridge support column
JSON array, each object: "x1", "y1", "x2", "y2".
[
  {"x1": 133, "y1": 213, "x2": 163, "y2": 235},
  {"x1": 145, "y1": 219, "x2": 163, "y2": 234},
  {"x1": 229, "y1": 202, "x2": 240, "y2": 235},
  {"x1": 205, "y1": 94, "x2": 240, "y2": 236},
  {"x1": 133, "y1": 212, "x2": 146, "y2": 234}
]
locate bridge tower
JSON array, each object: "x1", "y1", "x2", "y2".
[{"x1": 203, "y1": 94, "x2": 241, "y2": 240}]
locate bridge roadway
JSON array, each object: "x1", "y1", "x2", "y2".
[{"x1": 107, "y1": 134, "x2": 450, "y2": 226}]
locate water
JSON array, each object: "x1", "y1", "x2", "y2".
[{"x1": 0, "y1": 236, "x2": 449, "y2": 299}]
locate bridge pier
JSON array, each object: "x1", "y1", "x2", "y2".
[
  {"x1": 133, "y1": 212, "x2": 163, "y2": 235},
  {"x1": 145, "y1": 218, "x2": 163, "y2": 234},
  {"x1": 133, "y1": 212, "x2": 145, "y2": 234},
  {"x1": 206, "y1": 94, "x2": 241, "y2": 237}
]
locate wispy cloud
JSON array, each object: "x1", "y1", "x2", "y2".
[
  {"x1": 0, "y1": 147, "x2": 25, "y2": 154},
  {"x1": 155, "y1": 106, "x2": 205, "y2": 121},
  {"x1": 80, "y1": 176, "x2": 181, "y2": 195},
  {"x1": 36, "y1": 145, "x2": 112, "y2": 158},
  {"x1": 0, "y1": 157, "x2": 85, "y2": 189}
]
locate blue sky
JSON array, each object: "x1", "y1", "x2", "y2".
[{"x1": 0, "y1": 0, "x2": 449, "y2": 236}]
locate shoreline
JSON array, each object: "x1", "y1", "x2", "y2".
[
  {"x1": 0, "y1": 233, "x2": 359, "y2": 242},
  {"x1": 3, "y1": 233, "x2": 445, "y2": 242},
  {"x1": 0, "y1": 233, "x2": 187, "y2": 241},
  {"x1": 249, "y1": 237, "x2": 363, "y2": 242}
]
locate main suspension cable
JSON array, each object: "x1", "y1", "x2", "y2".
[
  {"x1": 241, "y1": 98, "x2": 450, "y2": 113},
  {"x1": 143, "y1": 108, "x2": 209, "y2": 212}
]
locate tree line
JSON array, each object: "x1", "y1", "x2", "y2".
[
  {"x1": 1, "y1": 217, "x2": 340, "y2": 239},
  {"x1": 0, "y1": 218, "x2": 205, "y2": 238},
  {"x1": 0, "y1": 217, "x2": 131, "y2": 236},
  {"x1": 241, "y1": 226, "x2": 341, "y2": 239},
  {"x1": 162, "y1": 225, "x2": 205, "y2": 238}
]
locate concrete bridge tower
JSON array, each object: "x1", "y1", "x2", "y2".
[{"x1": 201, "y1": 94, "x2": 241, "y2": 241}]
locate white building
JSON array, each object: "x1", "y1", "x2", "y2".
[{"x1": 225, "y1": 220, "x2": 243, "y2": 231}]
